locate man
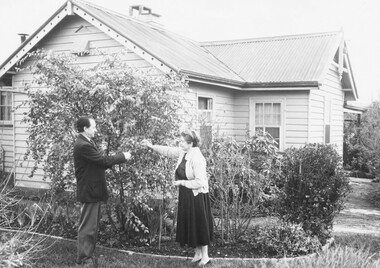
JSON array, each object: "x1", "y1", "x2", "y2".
[{"x1": 74, "y1": 116, "x2": 131, "y2": 266}]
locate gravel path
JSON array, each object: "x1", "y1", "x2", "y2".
[{"x1": 333, "y1": 177, "x2": 380, "y2": 236}]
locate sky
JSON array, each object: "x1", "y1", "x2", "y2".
[{"x1": 0, "y1": 0, "x2": 379, "y2": 106}]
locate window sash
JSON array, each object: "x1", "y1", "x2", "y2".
[
  {"x1": 0, "y1": 92, "x2": 12, "y2": 122},
  {"x1": 256, "y1": 127, "x2": 280, "y2": 148},
  {"x1": 198, "y1": 97, "x2": 213, "y2": 124},
  {"x1": 254, "y1": 102, "x2": 282, "y2": 148},
  {"x1": 198, "y1": 97, "x2": 213, "y2": 110},
  {"x1": 198, "y1": 96, "x2": 213, "y2": 148},
  {"x1": 255, "y1": 102, "x2": 281, "y2": 126},
  {"x1": 199, "y1": 110, "x2": 212, "y2": 124}
]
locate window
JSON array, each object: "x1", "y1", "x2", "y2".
[
  {"x1": 254, "y1": 102, "x2": 281, "y2": 148},
  {"x1": 0, "y1": 91, "x2": 12, "y2": 123},
  {"x1": 198, "y1": 97, "x2": 213, "y2": 148}
]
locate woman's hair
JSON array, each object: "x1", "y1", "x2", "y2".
[
  {"x1": 76, "y1": 116, "x2": 93, "y2": 132},
  {"x1": 180, "y1": 129, "x2": 201, "y2": 147}
]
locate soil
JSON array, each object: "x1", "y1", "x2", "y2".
[{"x1": 333, "y1": 177, "x2": 380, "y2": 236}]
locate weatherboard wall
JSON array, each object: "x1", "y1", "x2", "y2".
[
  {"x1": 0, "y1": 121, "x2": 13, "y2": 171},
  {"x1": 177, "y1": 85, "x2": 312, "y2": 150},
  {"x1": 188, "y1": 82, "x2": 237, "y2": 138},
  {"x1": 235, "y1": 90, "x2": 310, "y2": 150},
  {"x1": 309, "y1": 62, "x2": 344, "y2": 155}
]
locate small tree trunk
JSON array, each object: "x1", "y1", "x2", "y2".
[
  {"x1": 220, "y1": 204, "x2": 224, "y2": 243},
  {"x1": 172, "y1": 204, "x2": 177, "y2": 239},
  {"x1": 158, "y1": 201, "x2": 162, "y2": 250}
]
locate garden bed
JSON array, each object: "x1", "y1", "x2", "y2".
[
  {"x1": 0, "y1": 225, "x2": 324, "y2": 260},
  {"x1": 0, "y1": 227, "x2": 334, "y2": 262}
]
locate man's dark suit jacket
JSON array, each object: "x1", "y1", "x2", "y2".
[{"x1": 74, "y1": 134, "x2": 126, "y2": 203}]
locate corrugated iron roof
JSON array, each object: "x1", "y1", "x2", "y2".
[
  {"x1": 201, "y1": 32, "x2": 342, "y2": 84},
  {"x1": 0, "y1": 0, "x2": 347, "y2": 89},
  {"x1": 73, "y1": 0, "x2": 244, "y2": 85}
]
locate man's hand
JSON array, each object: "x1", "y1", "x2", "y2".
[{"x1": 123, "y1": 151, "x2": 132, "y2": 160}]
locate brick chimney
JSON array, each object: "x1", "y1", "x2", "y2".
[{"x1": 129, "y1": 5, "x2": 161, "y2": 26}]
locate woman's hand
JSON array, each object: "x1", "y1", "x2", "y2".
[
  {"x1": 141, "y1": 139, "x2": 153, "y2": 148},
  {"x1": 174, "y1": 180, "x2": 184, "y2": 187}
]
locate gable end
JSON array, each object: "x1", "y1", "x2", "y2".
[{"x1": 0, "y1": 0, "x2": 176, "y2": 80}]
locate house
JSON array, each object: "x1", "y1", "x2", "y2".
[{"x1": 0, "y1": 0, "x2": 359, "y2": 189}]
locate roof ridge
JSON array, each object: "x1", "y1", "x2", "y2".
[
  {"x1": 72, "y1": 0, "x2": 243, "y2": 83},
  {"x1": 201, "y1": 30, "x2": 342, "y2": 47},
  {"x1": 72, "y1": 0, "x2": 202, "y2": 44},
  {"x1": 72, "y1": 0, "x2": 168, "y2": 32}
]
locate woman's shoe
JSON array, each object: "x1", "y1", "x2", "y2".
[
  {"x1": 198, "y1": 259, "x2": 211, "y2": 267},
  {"x1": 190, "y1": 256, "x2": 202, "y2": 263},
  {"x1": 191, "y1": 258, "x2": 201, "y2": 263}
]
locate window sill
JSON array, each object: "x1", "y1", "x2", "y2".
[{"x1": 0, "y1": 123, "x2": 13, "y2": 127}]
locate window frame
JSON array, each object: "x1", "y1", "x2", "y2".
[
  {"x1": 197, "y1": 94, "x2": 215, "y2": 148},
  {"x1": 197, "y1": 95, "x2": 215, "y2": 126},
  {"x1": 250, "y1": 98, "x2": 285, "y2": 150},
  {"x1": 0, "y1": 88, "x2": 13, "y2": 126}
]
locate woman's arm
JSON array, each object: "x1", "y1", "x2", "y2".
[
  {"x1": 141, "y1": 139, "x2": 181, "y2": 159},
  {"x1": 151, "y1": 145, "x2": 181, "y2": 159}
]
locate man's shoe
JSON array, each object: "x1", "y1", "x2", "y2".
[
  {"x1": 76, "y1": 257, "x2": 91, "y2": 265},
  {"x1": 91, "y1": 256, "x2": 99, "y2": 268}
]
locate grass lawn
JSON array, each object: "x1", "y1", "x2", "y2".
[{"x1": 34, "y1": 233, "x2": 380, "y2": 268}]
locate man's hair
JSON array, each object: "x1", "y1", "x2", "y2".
[{"x1": 76, "y1": 116, "x2": 93, "y2": 132}]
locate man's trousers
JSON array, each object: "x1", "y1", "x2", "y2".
[{"x1": 77, "y1": 202, "x2": 101, "y2": 262}]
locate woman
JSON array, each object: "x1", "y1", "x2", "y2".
[{"x1": 141, "y1": 130, "x2": 213, "y2": 266}]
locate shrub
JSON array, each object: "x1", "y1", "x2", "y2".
[
  {"x1": 131, "y1": 198, "x2": 175, "y2": 244},
  {"x1": 206, "y1": 133, "x2": 281, "y2": 243},
  {"x1": 344, "y1": 101, "x2": 380, "y2": 179},
  {"x1": 277, "y1": 143, "x2": 351, "y2": 241},
  {"x1": 245, "y1": 220, "x2": 321, "y2": 257},
  {"x1": 20, "y1": 50, "x2": 189, "y2": 242},
  {"x1": 5, "y1": 195, "x2": 80, "y2": 240},
  {"x1": 0, "y1": 173, "x2": 49, "y2": 267},
  {"x1": 366, "y1": 188, "x2": 380, "y2": 208},
  {"x1": 345, "y1": 143, "x2": 373, "y2": 173}
]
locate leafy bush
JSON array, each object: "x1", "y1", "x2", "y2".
[
  {"x1": 245, "y1": 220, "x2": 321, "y2": 257},
  {"x1": 206, "y1": 133, "x2": 281, "y2": 243},
  {"x1": 277, "y1": 143, "x2": 351, "y2": 241},
  {"x1": 19, "y1": 50, "x2": 189, "y2": 242},
  {"x1": 344, "y1": 101, "x2": 380, "y2": 179},
  {"x1": 344, "y1": 143, "x2": 373, "y2": 173},
  {"x1": 366, "y1": 188, "x2": 380, "y2": 208},
  {"x1": 0, "y1": 173, "x2": 49, "y2": 267}
]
